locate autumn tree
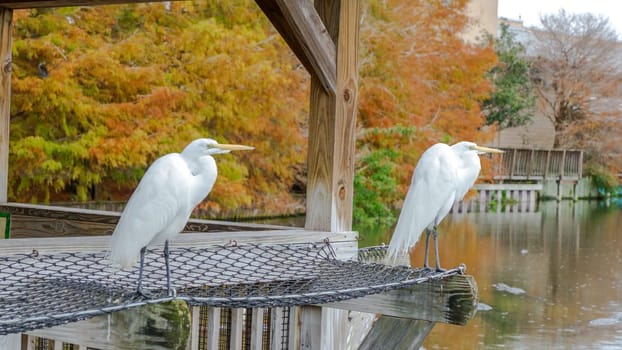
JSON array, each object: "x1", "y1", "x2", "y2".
[
  {"x1": 10, "y1": 2, "x2": 309, "y2": 215},
  {"x1": 354, "y1": 0, "x2": 497, "y2": 226},
  {"x1": 483, "y1": 23, "x2": 536, "y2": 129},
  {"x1": 530, "y1": 10, "x2": 622, "y2": 148}
]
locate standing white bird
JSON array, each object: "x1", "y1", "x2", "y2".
[
  {"x1": 386, "y1": 141, "x2": 503, "y2": 270},
  {"x1": 109, "y1": 138, "x2": 254, "y2": 296}
]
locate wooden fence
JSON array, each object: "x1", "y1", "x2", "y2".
[{"x1": 491, "y1": 148, "x2": 583, "y2": 181}]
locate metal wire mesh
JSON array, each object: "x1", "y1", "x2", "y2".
[{"x1": 0, "y1": 242, "x2": 460, "y2": 335}]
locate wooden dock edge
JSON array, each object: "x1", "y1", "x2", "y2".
[
  {"x1": 322, "y1": 274, "x2": 478, "y2": 325},
  {"x1": 0, "y1": 202, "x2": 290, "y2": 238}
]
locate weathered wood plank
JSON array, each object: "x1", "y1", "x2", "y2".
[
  {"x1": 206, "y1": 307, "x2": 220, "y2": 350},
  {"x1": 255, "y1": 0, "x2": 336, "y2": 93},
  {"x1": 305, "y1": 0, "x2": 359, "y2": 233},
  {"x1": 0, "y1": 203, "x2": 290, "y2": 238},
  {"x1": 250, "y1": 307, "x2": 263, "y2": 350},
  {"x1": 287, "y1": 307, "x2": 301, "y2": 350},
  {"x1": 0, "y1": 230, "x2": 359, "y2": 260},
  {"x1": 323, "y1": 274, "x2": 478, "y2": 325},
  {"x1": 0, "y1": 334, "x2": 20, "y2": 349},
  {"x1": 299, "y1": 306, "x2": 321, "y2": 350},
  {"x1": 230, "y1": 308, "x2": 244, "y2": 350},
  {"x1": 188, "y1": 306, "x2": 201, "y2": 350},
  {"x1": 0, "y1": 7, "x2": 11, "y2": 203},
  {"x1": 269, "y1": 307, "x2": 283, "y2": 350},
  {"x1": 358, "y1": 317, "x2": 434, "y2": 350}
]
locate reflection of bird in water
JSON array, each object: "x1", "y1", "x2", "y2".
[
  {"x1": 386, "y1": 142, "x2": 503, "y2": 270},
  {"x1": 109, "y1": 138, "x2": 254, "y2": 296}
]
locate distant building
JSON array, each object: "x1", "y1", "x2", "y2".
[
  {"x1": 490, "y1": 18, "x2": 557, "y2": 149},
  {"x1": 463, "y1": 0, "x2": 498, "y2": 41}
]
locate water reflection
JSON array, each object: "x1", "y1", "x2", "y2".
[{"x1": 376, "y1": 200, "x2": 622, "y2": 350}]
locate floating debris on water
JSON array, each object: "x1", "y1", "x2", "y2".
[
  {"x1": 477, "y1": 303, "x2": 493, "y2": 311},
  {"x1": 492, "y1": 283, "x2": 526, "y2": 295}
]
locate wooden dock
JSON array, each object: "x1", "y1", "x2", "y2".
[
  {"x1": 0, "y1": 1, "x2": 479, "y2": 348},
  {"x1": 0, "y1": 203, "x2": 478, "y2": 349}
]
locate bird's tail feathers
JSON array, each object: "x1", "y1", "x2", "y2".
[
  {"x1": 385, "y1": 189, "x2": 427, "y2": 266},
  {"x1": 108, "y1": 229, "x2": 145, "y2": 269}
]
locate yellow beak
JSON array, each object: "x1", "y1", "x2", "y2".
[
  {"x1": 471, "y1": 145, "x2": 504, "y2": 154},
  {"x1": 214, "y1": 143, "x2": 255, "y2": 151}
]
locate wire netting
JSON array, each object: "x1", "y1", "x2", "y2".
[{"x1": 0, "y1": 242, "x2": 461, "y2": 335}]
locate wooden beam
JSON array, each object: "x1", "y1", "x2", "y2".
[
  {"x1": 0, "y1": 8, "x2": 11, "y2": 203},
  {"x1": 358, "y1": 317, "x2": 434, "y2": 350},
  {"x1": 0, "y1": 202, "x2": 289, "y2": 238},
  {"x1": 255, "y1": 0, "x2": 336, "y2": 93},
  {"x1": 322, "y1": 274, "x2": 478, "y2": 326},
  {"x1": 0, "y1": 229, "x2": 358, "y2": 259},
  {"x1": 305, "y1": 0, "x2": 359, "y2": 232}
]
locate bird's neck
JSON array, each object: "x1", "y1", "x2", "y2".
[{"x1": 185, "y1": 155, "x2": 219, "y2": 207}]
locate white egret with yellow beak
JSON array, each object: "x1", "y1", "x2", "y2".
[
  {"x1": 109, "y1": 138, "x2": 254, "y2": 296},
  {"x1": 387, "y1": 142, "x2": 503, "y2": 270}
]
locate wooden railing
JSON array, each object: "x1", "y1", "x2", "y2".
[{"x1": 490, "y1": 148, "x2": 583, "y2": 181}]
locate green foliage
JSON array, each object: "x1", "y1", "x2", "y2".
[
  {"x1": 483, "y1": 24, "x2": 536, "y2": 129},
  {"x1": 353, "y1": 149, "x2": 400, "y2": 228},
  {"x1": 585, "y1": 164, "x2": 620, "y2": 195}
]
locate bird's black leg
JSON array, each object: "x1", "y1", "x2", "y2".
[
  {"x1": 423, "y1": 228, "x2": 432, "y2": 270},
  {"x1": 433, "y1": 225, "x2": 446, "y2": 272},
  {"x1": 164, "y1": 240, "x2": 173, "y2": 296},
  {"x1": 136, "y1": 246, "x2": 147, "y2": 297}
]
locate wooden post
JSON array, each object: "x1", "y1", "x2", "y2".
[
  {"x1": 509, "y1": 149, "x2": 517, "y2": 179},
  {"x1": 229, "y1": 308, "x2": 244, "y2": 350},
  {"x1": 305, "y1": 0, "x2": 359, "y2": 232},
  {"x1": 0, "y1": 8, "x2": 12, "y2": 203},
  {"x1": 544, "y1": 150, "x2": 551, "y2": 179},
  {"x1": 250, "y1": 308, "x2": 264, "y2": 350},
  {"x1": 270, "y1": 307, "x2": 284, "y2": 350},
  {"x1": 287, "y1": 307, "x2": 301, "y2": 350},
  {"x1": 560, "y1": 150, "x2": 566, "y2": 179},
  {"x1": 577, "y1": 150, "x2": 583, "y2": 179},
  {"x1": 0, "y1": 333, "x2": 20, "y2": 349},
  {"x1": 206, "y1": 307, "x2": 221, "y2": 350},
  {"x1": 188, "y1": 306, "x2": 201, "y2": 350}
]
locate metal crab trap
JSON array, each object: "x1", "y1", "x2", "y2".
[{"x1": 0, "y1": 241, "x2": 463, "y2": 336}]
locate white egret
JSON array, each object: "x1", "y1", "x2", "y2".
[
  {"x1": 109, "y1": 138, "x2": 254, "y2": 296},
  {"x1": 386, "y1": 141, "x2": 503, "y2": 270}
]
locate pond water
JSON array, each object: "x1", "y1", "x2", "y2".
[
  {"x1": 405, "y1": 200, "x2": 622, "y2": 350},
  {"x1": 261, "y1": 199, "x2": 622, "y2": 348}
]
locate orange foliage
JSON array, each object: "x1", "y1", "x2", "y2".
[{"x1": 357, "y1": 0, "x2": 498, "y2": 203}]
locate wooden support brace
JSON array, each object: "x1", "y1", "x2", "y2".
[
  {"x1": 358, "y1": 317, "x2": 435, "y2": 350},
  {"x1": 254, "y1": 0, "x2": 336, "y2": 93},
  {"x1": 0, "y1": 8, "x2": 12, "y2": 203}
]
